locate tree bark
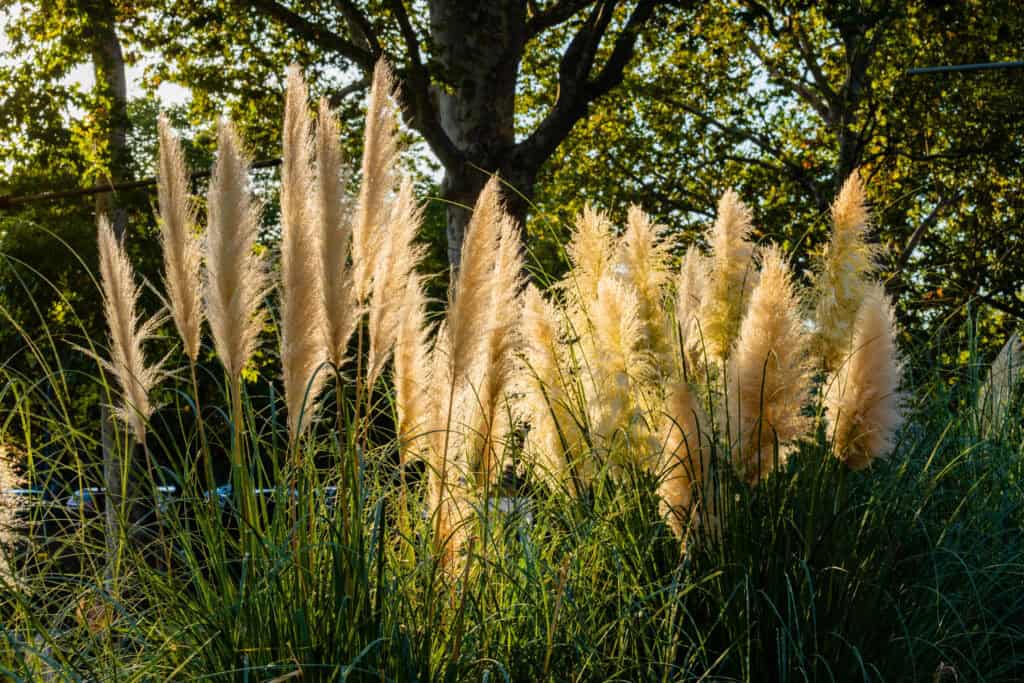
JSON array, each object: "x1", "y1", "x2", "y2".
[{"x1": 429, "y1": 0, "x2": 528, "y2": 266}]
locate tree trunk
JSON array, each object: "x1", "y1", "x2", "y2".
[
  {"x1": 86, "y1": 0, "x2": 132, "y2": 238},
  {"x1": 429, "y1": 0, "x2": 528, "y2": 266}
]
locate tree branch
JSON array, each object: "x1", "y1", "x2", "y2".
[
  {"x1": 244, "y1": 0, "x2": 376, "y2": 70},
  {"x1": 526, "y1": 0, "x2": 597, "y2": 39}
]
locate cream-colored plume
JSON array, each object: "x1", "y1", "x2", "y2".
[
  {"x1": 674, "y1": 244, "x2": 706, "y2": 373},
  {"x1": 352, "y1": 58, "x2": 399, "y2": 303},
  {"x1": 470, "y1": 211, "x2": 525, "y2": 483},
  {"x1": 366, "y1": 177, "x2": 427, "y2": 388},
  {"x1": 280, "y1": 66, "x2": 328, "y2": 439},
  {"x1": 446, "y1": 176, "x2": 502, "y2": 386},
  {"x1": 205, "y1": 121, "x2": 267, "y2": 381},
  {"x1": 317, "y1": 96, "x2": 358, "y2": 369},
  {"x1": 727, "y1": 246, "x2": 812, "y2": 485},
  {"x1": 563, "y1": 205, "x2": 616, "y2": 315},
  {"x1": 616, "y1": 206, "x2": 673, "y2": 373},
  {"x1": 813, "y1": 171, "x2": 880, "y2": 371},
  {"x1": 657, "y1": 382, "x2": 708, "y2": 540},
  {"x1": 978, "y1": 331, "x2": 1022, "y2": 438},
  {"x1": 96, "y1": 216, "x2": 165, "y2": 444},
  {"x1": 519, "y1": 285, "x2": 580, "y2": 486},
  {"x1": 824, "y1": 283, "x2": 904, "y2": 470},
  {"x1": 698, "y1": 190, "x2": 758, "y2": 363},
  {"x1": 586, "y1": 274, "x2": 648, "y2": 458},
  {"x1": 156, "y1": 114, "x2": 204, "y2": 362},
  {"x1": 394, "y1": 276, "x2": 433, "y2": 464}
]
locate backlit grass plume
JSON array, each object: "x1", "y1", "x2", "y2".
[
  {"x1": 471, "y1": 210, "x2": 525, "y2": 483},
  {"x1": 205, "y1": 121, "x2": 267, "y2": 384},
  {"x1": 352, "y1": 58, "x2": 399, "y2": 303},
  {"x1": 727, "y1": 246, "x2": 812, "y2": 485},
  {"x1": 563, "y1": 205, "x2": 616, "y2": 314},
  {"x1": 394, "y1": 276, "x2": 433, "y2": 464},
  {"x1": 675, "y1": 245, "x2": 706, "y2": 374},
  {"x1": 824, "y1": 283, "x2": 904, "y2": 470},
  {"x1": 657, "y1": 381, "x2": 708, "y2": 540},
  {"x1": 813, "y1": 171, "x2": 880, "y2": 371},
  {"x1": 616, "y1": 206, "x2": 673, "y2": 372},
  {"x1": 698, "y1": 190, "x2": 758, "y2": 364},
  {"x1": 367, "y1": 177, "x2": 427, "y2": 389},
  {"x1": 977, "y1": 331, "x2": 1022, "y2": 438},
  {"x1": 317, "y1": 97, "x2": 357, "y2": 369},
  {"x1": 586, "y1": 274, "x2": 647, "y2": 459},
  {"x1": 96, "y1": 216, "x2": 165, "y2": 444},
  {"x1": 519, "y1": 285, "x2": 580, "y2": 487},
  {"x1": 156, "y1": 114, "x2": 203, "y2": 362},
  {"x1": 280, "y1": 66, "x2": 327, "y2": 440}
]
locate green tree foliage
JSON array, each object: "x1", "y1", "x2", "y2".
[{"x1": 530, "y1": 0, "x2": 1024, "y2": 361}]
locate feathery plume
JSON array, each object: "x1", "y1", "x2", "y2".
[
  {"x1": 519, "y1": 285, "x2": 580, "y2": 486},
  {"x1": 727, "y1": 246, "x2": 812, "y2": 485},
  {"x1": 317, "y1": 96, "x2": 358, "y2": 369},
  {"x1": 657, "y1": 382, "x2": 708, "y2": 540},
  {"x1": 824, "y1": 283, "x2": 904, "y2": 470},
  {"x1": 616, "y1": 206, "x2": 673, "y2": 371},
  {"x1": 978, "y1": 332, "x2": 1023, "y2": 437},
  {"x1": 675, "y1": 245, "x2": 707, "y2": 370},
  {"x1": 470, "y1": 211, "x2": 525, "y2": 482},
  {"x1": 813, "y1": 171, "x2": 880, "y2": 371},
  {"x1": 366, "y1": 177, "x2": 427, "y2": 388},
  {"x1": 156, "y1": 114, "x2": 204, "y2": 362},
  {"x1": 205, "y1": 121, "x2": 267, "y2": 381},
  {"x1": 698, "y1": 190, "x2": 758, "y2": 363},
  {"x1": 446, "y1": 176, "x2": 502, "y2": 385},
  {"x1": 0, "y1": 446, "x2": 25, "y2": 582},
  {"x1": 394, "y1": 276, "x2": 433, "y2": 463},
  {"x1": 96, "y1": 216, "x2": 165, "y2": 444},
  {"x1": 279, "y1": 65, "x2": 328, "y2": 439},
  {"x1": 563, "y1": 204, "x2": 616, "y2": 308},
  {"x1": 586, "y1": 275, "x2": 648, "y2": 457},
  {"x1": 352, "y1": 58, "x2": 400, "y2": 302}
]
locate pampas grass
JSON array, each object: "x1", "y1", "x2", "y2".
[
  {"x1": 616, "y1": 206, "x2": 673, "y2": 373},
  {"x1": 813, "y1": 172, "x2": 880, "y2": 371},
  {"x1": 563, "y1": 205, "x2": 616, "y2": 315},
  {"x1": 352, "y1": 59, "x2": 399, "y2": 303},
  {"x1": 824, "y1": 283, "x2": 904, "y2": 470},
  {"x1": 96, "y1": 216, "x2": 165, "y2": 445},
  {"x1": 698, "y1": 190, "x2": 758, "y2": 364},
  {"x1": 977, "y1": 331, "x2": 1022, "y2": 438},
  {"x1": 280, "y1": 66, "x2": 327, "y2": 440},
  {"x1": 657, "y1": 382, "x2": 708, "y2": 540},
  {"x1": 156, "y1": 115, "x2": 203, "y2": 362},
  {"x1": 366, "y1": 178, "x2": 427, "y2": 389},
  {"x1": 675, "y1": 245, "x2": 707, "y2": 375},
  {"x1": 727, "y1": 246, "x2": 812, "y2": 484},
  {"x1": 205, "y1": 121, "x2": 267, "y2": 383},
  {"x1": 317, "y1": 97, "x2": 358, "y2": 370},
  {"x1": 394, "y1": 277, "x2": 433, "y2": 464}
]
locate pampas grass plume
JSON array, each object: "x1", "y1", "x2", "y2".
[
  {"x1": 96, "y1": 216, "x2": 165, "y2": 444},
  {"x1": 727, "y1": 246, "x2": 811, "y2": 484},
  {"x1": 205, "y1": 120, "x2": 267, "y2": 381},
  {"x1": 824, "y1": 282, "x2": 904, "y2": 470},
  {"x1": 317, "y1": 96, "x2": 358, "y2": 368},
  {"x1": 0, "y1": 446, "x2": 25, "y2": 582},
  {"x1": 564, "y1": 205, "x2": 616, "y2": 310},
  {"x1": 156, "y1": 114, "x2": 204, "y2": 362},
  {"x1": 617, "y1": 206, "x2": 673, "y2": 369},
  {"x1": 698, "y1": 190, "x2": 757, "y2": 363},
  {"x1": 657, "y1": 381, "x2": 708, "y2": 540},
  {"x1": 675, "y1": 244, "x2": 706, "y2": 370},
  {"x1": 280, "y1": 66, "x2": 328, "y2": 439},
  {"x1": 394, "y1": 276, "x2": 433, "y2": 463},
  {"x1": 814, "y1": 171, "x2": 880, "y2": 371},
  {"x1": 367, "y1": 177, "x2": 427, "y2": 388},
  {"x1": 352, "y1": 58, "x2": 399, "y2": 303}
]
